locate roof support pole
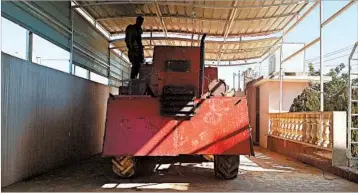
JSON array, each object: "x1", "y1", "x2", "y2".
[
  {"x1": 279, "y1": 37, "x2": 283, "y2": 113},
  {"x1": 238, "y1": 70, "x2": 241, "y2": 91},
  {"x1": 281, "y1": 37, "x2": 319, "y2": 63},
  {"x1": 318, "y1": 1, "x2": 325, "y2": 147},
  {"x1": 69, "y1": 6, "x2": 74, "y2": 74},
  {"x1": 108, "y1": 44, "x2": 111, "y2": 79},
  {"x1": 216, "y1": 1, "x2": 239, "y2": 63},
  {"x1": 321, "y1": 0, "x2": 356, "y2": 28},
  {"x1": 319, "y1": 0, "x2": 324, "y2": 112},
  {"x1": 96, "y1": 12, "x2": 299, "y2": 23},
  {"x1": 72, "y1": 1, "x2": 303, "y2": 9},
  {"x1": 154, "y1": 0, "x2": 170, "y2": 45},
  {"x1": 260, "y1": 1, "x2": 317, "y2": 61},
  {"x1": 233, "y1": 73, "x2": 236, "y2": 91},
  {"x1": 26, "y1": 31, "x2": 33, "y2": 62}
]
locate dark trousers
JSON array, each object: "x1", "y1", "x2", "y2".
[
  {"x1": 130, "y1": 61, "x2": 141, "y2": 79},
  {"x1": 129, "y1": 51, "x2": 143, "y2": 79}
]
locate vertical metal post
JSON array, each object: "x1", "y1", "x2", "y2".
[
  {"x1": 238, "y1": 70, "x2": 241, "y2": 91},
  {"x1": 121, "y1": 71, "x2": 124, "y2": 86},
  {"x1": 258, "y1": 65, "x2": 261, "y2": 76},
  {"x1": 347, "y1": 42, "x2": 357, "y2": 160},
  {"x1": 279, "y1": 38, "x2": 284, "y2": 112},
  {"x1": 233, "y1": 73, "x2": 236, "y2": 91},
  {"x1": 319, "y1": 1, "x2": 324, "y2": 112},
  {"x1": 348, "y1": 50, "x2": 352, "y2": 159},
  {"x1": 303, "y1": 43, "x2": 306, "y2": 73},
  {"x1": 69, "y1": 7, "x2": 74, "y2": 74},
  {"x1": 319, "y1": 1, "x2": 325, "y2": 148},
  {"x1": 108, "y1": 45, "x2": 111, "y2": 78},
  {"x1": 26, "y1": 31, "x2": 33, "y2": 62}
]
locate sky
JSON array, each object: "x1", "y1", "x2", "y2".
[{"x1": 1, "y1": 1, "x2": 358, "y2": 90}]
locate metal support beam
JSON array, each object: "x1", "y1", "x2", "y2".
[
  {"x1": 238, "y1": 71, "x2": 241, "y2": 91},
  {"x1": 73, "y1": 64, "x2": 76, "y2": 75},
  {"x1": 259, "y1": 1, "x2": 312, "y2": 60},
  {"x1": 268, "y1": 0, "x2": 353, "y2": 68},
  {"x1": 281, "y1": 37, "x2": 320, "y2": 63},
  {"x1": 108, "y1": 44, "x2": 111, "y2": 78},
  {"x1": 191, "y1": 33, "x2": 194, "y2": 47},
  {"x1": 206, "y1": 62, "x2": 258, "y2": 67},
  {"x1": 253, "y1": 0, "x2": 277, "y2": 34},
  {"x1": 111, "y1": 45, "x2": 273, "y2": 53},
  {"x1": 216, "y1": 1, "x2": 240, "y2": 63},
  {"x1": 285, "y1": 1, "x2": 320, "y2": 36},
  {"x1": 279, "y1": 38, "x2": 284, "y2": 112},
  {"x1": 261, "y1": 0, "x2": 318, "y2": 62},
  {"x1": 95, "y1": 12, "x2": 299, "y2": 23},
  {"x1": 23, "y1": 1, "x2": 71, "y2": 34},
  {"x1": 319, "y1": 1, "x2": 324, "y2": 112},
  {"x1": 233, "y1": 73, "x2": 236, "y2": 91},
  {"x1": 121, "y1": 70, "x2": 124, "y2": 86},
  {"x1": 348, "y1": 42, "x2": 358, "y2": 159},
  {"x1": 110, "y1": 36, "x2": 278, "y2": 44},
  {"x1": 72, "y1": 1, "x2": 305, "y2": 10},
  {"x1": 267, "y1": 0, "x2": 304, "y2": 32},
  {"x1": 69, "y1": 7, "x2": 74, "y2": 74},
  {"x1": 154, "y1": 0, "x2": 170, "y2": 45},
  {"x1": 321, "y1": 0, "x2": 357, "y2": 28},
  {"x1": 110, "y1": 28, "x2": 283, "y2": 38},
  {"x1": 26, "y1": 31, "x2": 33, "y2": 62}
]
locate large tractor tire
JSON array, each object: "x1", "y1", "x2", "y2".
[
  {"x1": 214, "y1": 155, "x2": 240, "y2": 180},
  {"x1": 112, "y1": 156, "x2": 138, "y2": 178}
]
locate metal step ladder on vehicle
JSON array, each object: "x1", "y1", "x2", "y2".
[{"x1": 348, "y1": 42, "x2": 358, "y2": 164}]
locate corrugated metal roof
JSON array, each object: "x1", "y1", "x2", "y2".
[{"x1": 75, "y1": 0, "x2": 308, "y2": 61}]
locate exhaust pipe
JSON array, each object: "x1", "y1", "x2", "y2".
[{"x1": 199, "y1": 33, "x2": 207, "y2": 96}]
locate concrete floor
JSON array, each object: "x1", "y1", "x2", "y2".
[{"x1": 2, "y1": 147, "x2": 358, "y2": 192}]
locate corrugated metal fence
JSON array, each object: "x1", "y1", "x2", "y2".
[{"x1": 1, "y1": 53, "x2": 109, "y2": 187}]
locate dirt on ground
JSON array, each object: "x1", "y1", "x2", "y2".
[{"x1": 2, "y1": 147, "x2": 358, "y2": 192}]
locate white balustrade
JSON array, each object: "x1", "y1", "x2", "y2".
[{"x1": 269, "y1": 112, "x2": 333, "y2": 149}]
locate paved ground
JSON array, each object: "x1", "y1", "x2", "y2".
[{"x1": 3, "y1": 147, "x2": 358, "y2": 192}]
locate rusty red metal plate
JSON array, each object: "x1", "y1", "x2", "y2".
[
  {"x1": 103, "y1": 96, "x2": 251, "y2": 156},
  {"x1": 150, "y1": 46, "x2": 201, "y2": 97}
]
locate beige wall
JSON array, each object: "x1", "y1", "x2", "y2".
[{"x1": 258, "y1": 81, "x2": 309, "y2": 148}]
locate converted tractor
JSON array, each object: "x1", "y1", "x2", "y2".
[{"x1": 103, "y1": 34, "x2": 254, "y2": 180}]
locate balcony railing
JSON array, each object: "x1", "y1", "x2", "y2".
[{"x1": 269, "y1": 112, "x2": 334, "y2": 150}]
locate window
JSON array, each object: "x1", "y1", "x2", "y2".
[
  {"x1": 32, "y1": 34, "x2": 70, "y2": 73},
  {"x1": 74, "y1": 65, "x2": 89, "y2": 79},
  {"x1": 1, "y1": 17, "x2": 27, "y2": 60},
  {"x1": 90, "y1": 72, "x2": 108, "y2": 85}
]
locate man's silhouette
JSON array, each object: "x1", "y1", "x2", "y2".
[{"x1": 125, "y1": 16, "x2": 144, "y2": 79}]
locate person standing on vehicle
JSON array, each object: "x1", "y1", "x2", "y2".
[{"x1": 125, "y1": 16, "x2": 145, "y2": 79}]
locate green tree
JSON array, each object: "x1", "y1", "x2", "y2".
[{"x1": 290, "y1": 63, "x2": 358, "y2": 156}]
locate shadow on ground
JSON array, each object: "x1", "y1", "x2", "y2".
[{"x1": 3, "y1": 147, "x2": 358, "y2": 192}]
